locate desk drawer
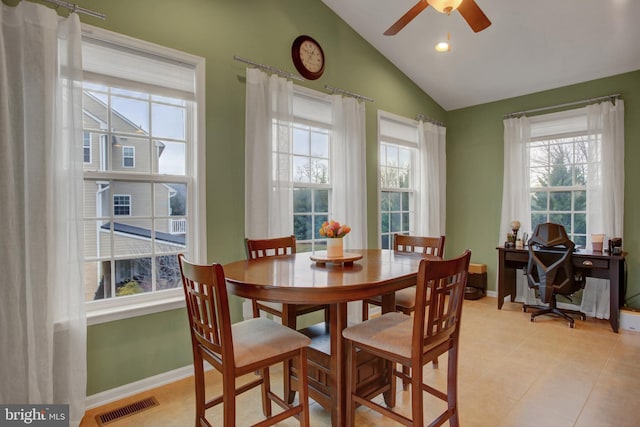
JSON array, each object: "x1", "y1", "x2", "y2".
[{"x1": 574, "y1": 257, "x2": 609, "y2": 270}]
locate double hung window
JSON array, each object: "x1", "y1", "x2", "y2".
[
  {"x1": 81, "y1": 26, "x2": 205, "y2": 319},
  {"x1": 292, "y1": 89, "x2": 333, "y2": 252},
  {"x1": 378, "y1": 112, "x2": 418, "y2": 249}
]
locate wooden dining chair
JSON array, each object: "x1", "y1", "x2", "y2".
[
  {"x1": 245, "y1": 235, "x2": 329, "y2": 329},
  {"x1": 362, "y1": 234, "x2": 446, "y2": 321},
  {"x1": 178, "y1": 254, "x2": 311, "y2": 427},
  {"x1": 343, "y1": 250, "x2": 471, "y2": 427}
]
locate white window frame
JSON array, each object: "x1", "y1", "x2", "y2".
[
  {"x1": 122, "y1": 145, "x2": 135, "y2": 168},
  {"x1": 82, "y1": 25, "x2": 206, "y2": 325},
  {"x1": 112, "y1": 194, "x2": 131, "y2": 216},
  {"x1": 292, "y1": 87, "x2": 333, "y2": 253},
  {"x1": 83, "y1": 132, "x2": 92, "y2": 163},
  {"x1": 527, "y1": 130, "x2": 593, "y2": 248},
  {"x1": 377, "y1": 111, "x2": 418, "y2": 249}
]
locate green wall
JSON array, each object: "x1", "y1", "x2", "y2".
[{"x1": 5, "y1": 0, "x2": 638, "y2": 397}]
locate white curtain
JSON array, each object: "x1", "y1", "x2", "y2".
[
  {"x1": 499, "y1": 117, "x2": 532, "y2": 243},
  {"x1": 580, "y1": 100, "x2": 625, "y2": 318},
  {"x1": 0, "y1": 2, "x2": 86, "y2": 426},
  {"x1": 244, "y1": 68, "x2": 294, "y2": 238},
  {"x1": 415, "y1": 121, "x2": 447, "y2": 238},
  {"x1": 331, "y1": 95, "x2": 367, "y2": 250}
]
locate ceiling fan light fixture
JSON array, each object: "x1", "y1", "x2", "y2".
[{"x1": 428, "y1": 0, "x2": 464, "y2": 14}]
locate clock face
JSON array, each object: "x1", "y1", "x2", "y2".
[{"x1": 292, "y1": 35, "x2": 325, "y2": 80}]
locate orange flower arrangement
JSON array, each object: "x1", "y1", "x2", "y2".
[{"x1": 319, "y1": 220, "x2": 351, "y2": 238}]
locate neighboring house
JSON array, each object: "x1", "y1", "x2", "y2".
[{"x1": 82, "y1": 91, "x2": 185, "y2": 300}]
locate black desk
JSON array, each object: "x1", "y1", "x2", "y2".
[{"x1": 496, "y1": 246, "x2": 626, "y2": 332}]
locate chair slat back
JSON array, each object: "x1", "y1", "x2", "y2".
[
  {"x1": 394, "y1": 234, "x2": 445, "y2": 257},
  {"x1": 245, "y1": 235, "x2": 297, "y2": 259},
  {"x1": 413, "y1": 250, "x2": 471, "y2": 357},
  {"x1": 178, "y1": 254, "x2": 233, "y2": 367}
]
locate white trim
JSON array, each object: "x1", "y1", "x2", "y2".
[
  {"x1": 85, "y1": 364, "x2": 211, "y2": 409},
  {"x1": 620, "y1": 309, "x2": 640, "y2": 332},
  {"x1": 87, "y1": 293, "x2": 185, "y2": 325}
]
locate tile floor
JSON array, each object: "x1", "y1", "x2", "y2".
[{"x1": 80, "y1": 297, "x2": 640, "y2": 426}]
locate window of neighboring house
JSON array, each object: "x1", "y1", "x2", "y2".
[
  {"x1": 378, "y1": 112, "x2": 418, "y2": 249},
  {"x1": 81, "y1": 25, "x2": 206, "y2": 322},
  {"x1": 122, "y1": 146, "x2": 135, "y2": 168},
  {"x1": 528, "y1": 117, "x2": 595, "y2": 248},
  {"x1": 113, "y1": 194, "x2": 131, "y2": 216},
  {"x1": 292, "y1": 89, "x2": 332, "y2": 253},
  {"x1": 83, "y1": 132, "x2": 92, "y2": 163}
]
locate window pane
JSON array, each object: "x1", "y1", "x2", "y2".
[
  {"x1": 293, "y1": 128, "x2": 308, "y2": 155},
  {"x1": 549, "y1": 191, "x2": 571, "y2": 211},
  {"x1": 401, "y1": 192, "x2": 409, "y2": 211},
  {"x1": 548, "y1": 164, "x2": 572, "y2": 187},
  {"x1": 529, "y1": 144, "x2": 549, "y2": 167},
  {"x1": 113, "y1": 139, "x2": 148, "y2": 172},
  {"x1": 85, "y1": 261, "x2": 106, "y2": 301},
  {"x1": 402, "y1": 212, "x2": 410, "y2": 232},
  {"x1": 389, "y1": 192, "x2": 401, "y2": 211},
  {"x1": 113, "y1": 219, "x2": 152, "y2": 256},
  {"x1": 294, "y1": 215, "x2": 312, "y2": 240},
  {"x1": 531, "y1": 213, "x2": 547, "y2": 230},
  {"x1": 390, "y1": 213, "x2": 401, "y2": 232},
  {"x1": 574, "y1": 235, "x2": 586, "y2": 249},
  {"x1": 151, "y1": 103, "x2": 185, "y2": 140},
  {"x1": 381, "y1": 234, "x2": 390, "y2": 250},
  {"x1": 160, "y1": 183, "x2": 187, "y2": 216},
  {"x1": 530, "y1": 191, "x2": 548, "y2": 211},
  {"x1": 114, "y1": 257, "x2": 152, "y2": 297},
  {"x1": 381, "y1": 213, "x2": 390, "y2": 233},
  {"x1": 157, "y1": 141, "x2": 186, "y2": 175},
  {"x1": 310, "y1": 131, "x2": 329, "y2": 157},
  {"x1": 294, "y1": 188, "x2": 311, "y2": 213},
  {"x1": 574, "y1": 213, "x2": 586, "y2": 234},
  {"x1": 549, "y1": 213, "x2": 570, "y2": 231},
  {"x1": 84, "y1": 220, "x2": 111, "y2": 259},
  {"x1": 381, "y1": 192, "x2": 390, "y2": 211},
  {"x1": 111, "y1": 96, "x2": 149, "y2": 134},
  {"x1": 530, "y1": 167, "x2": 548, "y2": 187},
  {"x1": 311, "y1": 159, "x2": 329, "y2": 184},
  {"x1": 314, "y1": 214, "x2": 328, "y2": 239},
  {"x1": 113, "y1": 181, "x2": 151, "y2": 217},
  {"x1": 574, "y1": 190, "x2": 586, "y2": 211},
  {"x1": 574, "y1": 164, "x2": 587, "y2": 186},
  {"x1": 293, "y1": 156, "x2": 310, "y2": 183},
  {"x1": 315, "y1": 189, "x2": 328, "y2": 212},
  {"x1": 156, "y1": 255, "x2": 181, "y2": 291}
]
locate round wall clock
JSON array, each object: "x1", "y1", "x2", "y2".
[{"x1": 291, "y1": 35, "x2": 325, "y2": 80}]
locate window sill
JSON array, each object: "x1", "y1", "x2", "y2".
[{"x1": 87, "y1": 295, "x2": 185, "y2": 326}]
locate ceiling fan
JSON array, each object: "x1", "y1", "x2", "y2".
[{"x1": 384, "y1": 0, "x2": 491, "y2": 35}]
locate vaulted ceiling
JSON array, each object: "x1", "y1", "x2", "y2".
[{"x1": 321, "y1": 0, "x2": 640, "y2": 110}]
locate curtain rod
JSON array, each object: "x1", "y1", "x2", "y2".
[
  {"x1": 504, "y1": 93, "x2": 621, "y2": 119},
  {"x1": 416, "y1": 114, "x2": 446, "y2": 128},
  {"x1": 233, "y1": 55, "x2": 304, "y2": 81},
  {"x1": 324, "y1": 85, "x2": 374, "y2": 103},
  {"x1": 39, "y1": 0, "x2": 106, "y2": 20}
]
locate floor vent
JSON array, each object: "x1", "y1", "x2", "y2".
[{"x1": 95, "y1": 396, "x2": 159, "y2": 425}]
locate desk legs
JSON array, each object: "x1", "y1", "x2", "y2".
[{"x1": 497, "y1": 250, "x2": 517, "y2": 310}]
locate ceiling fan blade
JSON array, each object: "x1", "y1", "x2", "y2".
[
  {"x1": 457, "y1": 0, "x2": 491, "y2": 33},
  {"x1": 384, "y1": 0, "x2": 430, "y2": 36}
]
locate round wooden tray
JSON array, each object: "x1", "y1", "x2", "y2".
[{"x1": 309, "y1": 252, "x2": 363, "y2": 266}]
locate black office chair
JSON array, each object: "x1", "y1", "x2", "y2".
[{"x1": 524, "y1": 223, "x2": 586, "y2": 328}]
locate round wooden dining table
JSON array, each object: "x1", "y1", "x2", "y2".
[{"x1": 223, "y1": 249, "x2": 436, "y2": 427}]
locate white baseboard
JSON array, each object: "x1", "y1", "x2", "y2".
[
  {"x1": 85, "y1": 365, "x2": 196, "y2": 410},
  {"x1": 620, "y1": 309, "x2": 640, "y2": 332}
]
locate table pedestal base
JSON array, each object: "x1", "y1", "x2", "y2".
[{"x1": 289, "y1": 322, "x2": 395, "y2": 423}]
